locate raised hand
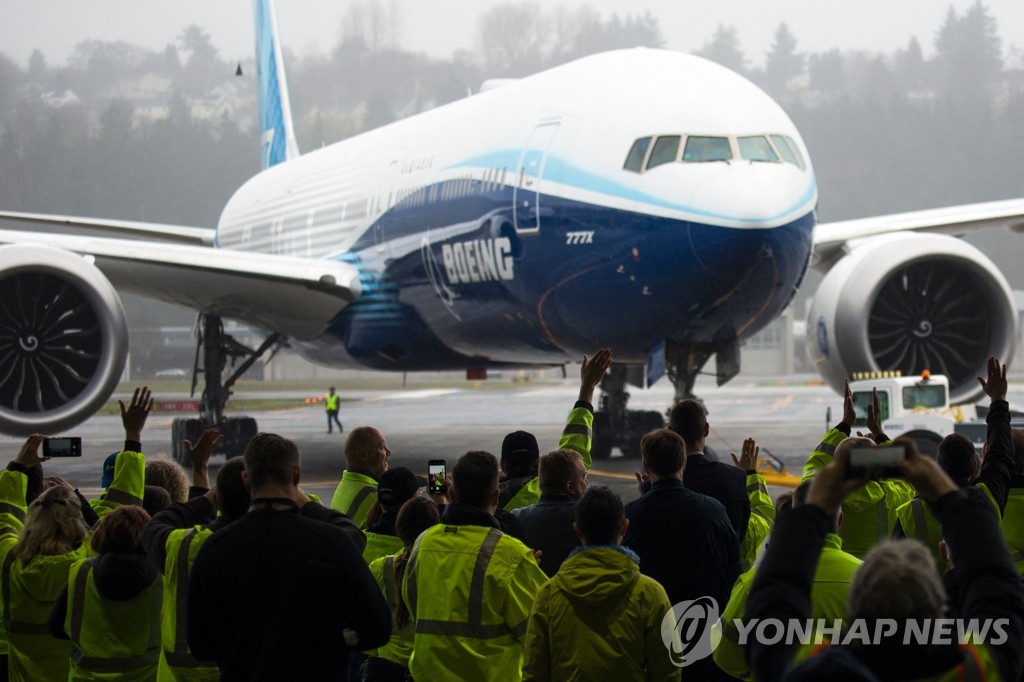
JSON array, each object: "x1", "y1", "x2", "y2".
[
  {"x1": 842, "y1": 379, "x2": 856, "y2": 427},
  {"x1": 120, "y1": 387, "x2": 154, "y2": 442},
  {"x1": 186, "y1": 428, "x2": 223, "y2": 489},
  {"x1": 15, "y1": 434, "x2": 47, "y2": 469},
  {"x1": 865, "y1": 388, "x2": 883, "y2": 438},
  {"x1": 579, "y1": 348, "x2": 613, "y2": 404},
  {"x1": 977, "y1": 356, "x2": 1007, "y2": 403},
  {"x1": 730, "y1": 438, "x2": 760, "y2": 471}
]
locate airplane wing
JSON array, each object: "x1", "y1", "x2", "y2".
[
  {"x1": 812, "y1": 197, "x2": 1024, "y2": 269},
  {"x1": 0, "y1": 210, "x2": 216, "y2": 245},
  {"x1": 0, "y1": 228, "x2": 361, "y2": 340}
]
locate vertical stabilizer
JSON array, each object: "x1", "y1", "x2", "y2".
[{"x1": 254, "y1": 0, "x2": 300, "y2": 169}]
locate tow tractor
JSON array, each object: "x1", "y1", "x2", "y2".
[{"x1": 848, "y1": 370, "x2": 1007, "y2": 456}]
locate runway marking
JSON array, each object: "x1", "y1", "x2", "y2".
[
  {"x1": 588, "y1": 468, "x2": 636, "y2": 481},
  {"x1": 770, "y1": 395, "x2": 795, "y2": 411}
]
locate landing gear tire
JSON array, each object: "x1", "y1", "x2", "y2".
[
  {"x1": 171, "y1": 415, "x2": 258, "y2": 465},
  {"x1": 624, "y1": 411, "x2": 665, "y2": 458},
  {"x1": 171, "y1": 418, "x2": 206, "y2": 466},
  {"x1": 905, "y1": 430, "x2": 942, "y2": 458},
  {"x1": 591, "y1": 412, "x2": 613, "y2": 461}
]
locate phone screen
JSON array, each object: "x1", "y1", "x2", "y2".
[
  {"x1": 847, "y1": 446, "x2": 905, "y2": 479},
  {"x1": 44, "y1": 437, "x2": 82, "y2": 457},
  {"x1": 428, "y1": 460, "x2": 446, "y2": 494}
]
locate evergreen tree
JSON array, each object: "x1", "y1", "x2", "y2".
[
  {"x1": 695, "y1": 25, "x2": 747, "y2": 75},
  {"x1": 763, "y1": 23, "x2": 804, "y2": 93}
]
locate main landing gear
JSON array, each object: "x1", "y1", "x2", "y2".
[
  {"x1": 591, "y1": 340, "x2": 739, "y2": 460},
  {"x1": 170, "y1": 314, "x2": 283, "y2": 465}
]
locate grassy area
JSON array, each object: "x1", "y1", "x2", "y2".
[{"x1": 99, "y1": 377, "x2": 563, "y2": 416}]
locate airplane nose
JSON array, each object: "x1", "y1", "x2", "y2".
[{"x1": 690, "y1": 165, "x2": 807, "y2": 227}]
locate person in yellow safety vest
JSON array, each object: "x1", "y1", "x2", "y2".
[
  {"x1": 0, "y1": 390, "x2": 150, "y2": 682},
  {"x1": 361, "y1": 497, "x2": 441, "y2": 681},
  {"x1": 892, "y1": 358, "x2": 1014, "y2": 569},
  {"x1": 402, "y1": 451, "x2": 548, "y2": 682},
  {"x1": 500, "y1": 348, "x2": 613, "y2": 512},
  {"x1": 325, "y1": 386, "x2": 343, "y2": 434},
  {"x1": 729, "y1": 437, "x2": 776, "y2": 572},
  {"x1": 713, "y1": 480, "x2": 862, "y2": 681},
  {"x1": 50, "y1": 505, "x2": 162, "y2": 681},
  {"x1": 331, "y1": 427, "x2": 391, "y2": 529},
  {"x1": 748, "y1": 439, "x2": 1023, "y2": 682},
  {"x1": 1001, "y1": 428, "x2": 1024, "y2": 577},
  {"x1": 362, "y1": 467, "x2": 428, "y2": 565},
  {"x1": 141, "y1": 429, "x2": 249, "y2": 682},
  {"x1": 522, "y1": 486, "x2": 680, "y2": 682},
  {"x1": 802, "y1": 380, "x2": 914, "y2": 558}
]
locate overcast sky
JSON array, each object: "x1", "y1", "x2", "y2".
[{"x1": 6, "y1": 0, "x2": 1024, "y2": 70}]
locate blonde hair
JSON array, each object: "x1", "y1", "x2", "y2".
[
  {"x1": 145, "y1": 457, "x2": 189, "y2": 503},
  {"x1": 12, "y1": 486, "x2": 88, "y2": 562}
]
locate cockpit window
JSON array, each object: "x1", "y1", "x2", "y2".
[
  {"x1": 624, "y1": 137, "x2": 652, "y2": 172},
  {"x1": 683, "y1": 136, "x2": 732, "y2": 162},
  {"x1": 770, "y1": 134, "x2": 805, "y2": 170},
  {"x1": 739, "y1": 136, "x2": 779, "y2": 162},
  {"x1": 784, "y1": 135, "x2": 806, "y2": 170},
  {"x1": 647, "y1": 136, "x2": 681, "y2": 170}
]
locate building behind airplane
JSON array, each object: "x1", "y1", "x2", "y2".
[{"x1": 0, "y1": 0, "x2": 1022, "y2": 459}]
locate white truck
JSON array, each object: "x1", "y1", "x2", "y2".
[{"x1": 847, "y1": 371, "x2": 993, "y2": 455}]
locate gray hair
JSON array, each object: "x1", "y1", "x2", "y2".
[{"x1": 847, "y1": 539, "x2": 946, "y2": 621}]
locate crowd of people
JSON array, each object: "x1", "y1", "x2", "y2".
[{"x1": 0, "y1": 351, "x2": 1023, "y2": 681}]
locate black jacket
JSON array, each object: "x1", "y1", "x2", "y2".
[
  {"x1": 684, "y1": 452, "x2": 751, "y2": 540},
  {"x1": 747, "y1": 490, "x2": 1024, "y2": 681},
  {"x1": 623, "y1": 478, "x2": 740, "y2": 606},
  {"x1": 187, "y1": 498, "x2": 390, "y2": 681},
  {"x1": 512, "y1": 492, "x2": 580, "y2": 577}
]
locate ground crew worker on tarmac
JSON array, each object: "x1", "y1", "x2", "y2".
[
  {"x1": 892, "y1": 357, "x2": 1014, "y2": 569},
  {"x1": 801, "y1": 379, "x2": 915, "y2": 558},
  {"x1": 402, "y1": 450, "x2": 548, "y2": 682},
  {"x1": 499, "y1": 348, "x2": 612, "y2": 512},
  {"x1": 326, "y1": 386, "x2": 343, "y2": 434},
  {"x1": 331, "y1": 427, "x2": 391, "y2": 528}
]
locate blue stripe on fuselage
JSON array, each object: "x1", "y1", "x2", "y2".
[
  {"x1": 446, "y1": 151, "x2": 817, "y2": 224},
  {"x1": 315, "y1": 181, "x2": 815, "y2": 370}
]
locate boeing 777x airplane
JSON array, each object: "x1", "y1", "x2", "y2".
[{"x1": 1, "y1": 0, "x2": 1022, "y2": 459}]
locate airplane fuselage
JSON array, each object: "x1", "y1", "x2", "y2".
[{"x1": 216, "y1": 49, "x2": 818, "y2": 371}]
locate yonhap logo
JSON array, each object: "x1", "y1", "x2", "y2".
[{"x1": 660, "y1": 596, "x2": 722, "y2": 667}]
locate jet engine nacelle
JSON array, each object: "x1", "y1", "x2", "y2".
[
  {"x1": 0, "y1": 245, "x2": 128, "y2": 436},
  {"x1": 807, "y1": 232, "x2": 1017, "y2": 405}
]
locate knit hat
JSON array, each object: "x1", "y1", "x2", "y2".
[
  {"x1": 501, "y1": 431, "x2": 539, "y2": 466},
  {"x1": 378, "y1": 467, "x2": 427, "y2": 507}
]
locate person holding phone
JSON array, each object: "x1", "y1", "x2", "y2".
[{"x1": 800, "y1": 379, "x2": 915, "y2": 558}]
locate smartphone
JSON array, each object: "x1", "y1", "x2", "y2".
[
  {"x1": 43, "y1": 437, "x2": 82, "y2": 458},
  {"x1": 428, "y1": 459, "x2": 446, "y2": 495},
  {"x1": 847, "y1": 445, "x2": 905, "y2": 480}
]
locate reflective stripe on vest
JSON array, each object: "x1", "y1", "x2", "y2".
[
  {"x1": 383, "y1": 556, "x2": 396, "y2": 605},
  {"x1": 960, "y1": 643, "x2": 985, "y2": 682},
  {"x1": 2, "y1": 551, "x2": 50, "y2": 635},
  {"x1": 347, "y1": 485, "x2": 375, "y2": 519},
  {"x1": 910, "y1": 498, "x2": 932, "y2": 545},
  {"x1": 165, "y1": 529, "x2": 212, "y2": 669},
  {"x1": 102, "y1": 488, "x2": 144, "y2": 507},
  {"x1": 815, "y1": 441, "x2": 837, "y2": 456},
  {"x1": 69, "y1": 559, "x2": 162, "y2": 672},
  {"x1": 560, "y1": 423, "x2": 591, "y2": 439},
  {"x1": 747, "y1": 480, "x2": 769, "y2": 496},
  {"x1": 412, "y1": 528, "x2": 517, "y2": 639},
  {"x1": 0, "y1": 503, "x2": 25, "y2": 523},
  {"x1": 876, "y1": 498, "x2": 888, "y2": 541}
]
